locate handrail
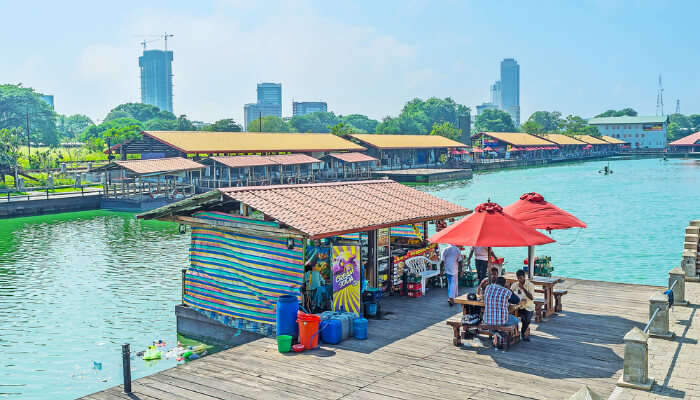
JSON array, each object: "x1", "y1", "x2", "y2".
[
  {"x1": 669, "y1": 279, "x2": 678, "y2": 292},
  {"x1": 643, "y1": 307, "x2": 660, "y2": 334}
]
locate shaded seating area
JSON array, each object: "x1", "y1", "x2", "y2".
[
  {"x1": 200, "y1": 154, "x2": 321, "y2": 188},
  {"x1": 266, "y1": 154, "x2": 320, "y2": 184},
  {"x1": 669, "y1": 131, "x2": 700, "y2": 153},
  {"x1": 321, "y1": 152, "x2": 378, "y2": 180},
  {"x1": 574, "y1": 135, "x2": 611, "y2": 154}
]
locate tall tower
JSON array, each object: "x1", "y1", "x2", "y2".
[
  {"x1": 139, "y1": 49, "x2": 174, "y2": 113},
  {"x1": 675, "y1": 99, "x2": 680, "y2": 115},
  {"x1": 656, "y1": 74, "x2": 664, "y2": 116},
  {"x1": 500, "y1": 58, "x2": 520, "y2": 126}
]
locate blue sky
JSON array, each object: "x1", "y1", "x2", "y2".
[{"x1": 2, "y1": 0, "x2": 698, "y2": 124}]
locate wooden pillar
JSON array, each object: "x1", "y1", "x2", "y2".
[{"x1": 367, "y1": 230, "x2": 378, "y2": 288}]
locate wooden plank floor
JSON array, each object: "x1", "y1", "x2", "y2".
[{"x1": 80, "y1": 278, "x2": 659, "y2": 400}]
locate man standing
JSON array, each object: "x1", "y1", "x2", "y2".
[
  {"x1": 441, "y1": 244, "x2": 463, "y2": 306},
  {"x1": 467, "y1": 246, "x2": 497, "y2": 283},
  {"x1": 510, "y1": 269, "x2": 535, "y2": 341},
  {"x1": 482, "y1": 277, "x2": 520, "y2": 328}
]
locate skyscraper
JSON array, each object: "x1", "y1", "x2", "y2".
[
  {"x1": 490, "y1": 81, "x2": 501, "y2": 107},
  {"x1": 139, "y1": 50, "x2": 174, "y2": 113},
  {"x1": 292, "y1": 101, "x2": 327, "y2": 116},
  {"x1": 499, "y1": 58, "x2": 520, "y2": 126},
  {"x1": 243, "y1": 82, "x2": 282, "y2": 130}
]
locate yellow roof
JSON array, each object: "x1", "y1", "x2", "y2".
[
  {"x1": 479, "y1": 132, "x2": 554, "y2": 146},
  {"x1": 349, "y1": 134, "x2": 465, "y2": 149},
  {"x1": 143, "y1": 131, "x2": 366, "y2": 153},
  {"x1": 574, "y1": 135, "x2": 609, "y2": 145},
  {"x1": 601, "y1": 135, "x2": 628, "y2": 144},
  {"x1": 540, "y1": 134, "x2": 587, "y2": 146}
]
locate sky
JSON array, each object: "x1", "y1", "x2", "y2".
[{"x1": 2, "y1": 0, "x2": 699, "y2": 124}]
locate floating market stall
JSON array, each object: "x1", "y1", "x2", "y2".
[{"x1": 137, "y1": 180, "x2": 471, "y2": 343}]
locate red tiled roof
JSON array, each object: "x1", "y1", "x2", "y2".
[
  {"x1": 218, "y1": 180, "x2": 471, "y2": 239},
  {"x1": 264, "y1": 154, "x2": 321, "y2": 165},
  {"x1": 114, "y1": 157, "x2": 205, "y2": 175},
  {"x1": 670, "y1": 132, "x2": 700, "y2": 146},
  {"x1": 210, "y1": 155, "x2": 278, "y2": 168},
  {"x1": 328, "y1": 152, "x2": 378, "y2": 163}
]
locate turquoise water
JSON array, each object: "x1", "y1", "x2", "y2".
[
  {"x1": 421, "y1": 158, "x2": 700, "y2": 286},
  {"x1": 0, "y1": 158, "x2": 698, "y2": 399}
]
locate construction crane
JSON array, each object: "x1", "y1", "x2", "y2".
[
  {"x1": 137, "y1": 33, "x2": 174, "y2": 51},
  {"x1": 140, "y1": 38, "x2": 160, "y2": 50}
]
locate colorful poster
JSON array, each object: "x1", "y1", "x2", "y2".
[{"x1": 331, "y1": 246, "x2": 361, "y2": 315}]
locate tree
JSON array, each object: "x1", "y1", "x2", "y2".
[
  {"x1": 289, "y1": 112, "x2": 339, "y2": 133},
  {"x1": 429, "y1": 122, "x2": 461, "y2": 141},
  {"x1": 520, "y1": 120, "x2": 544, "y2": 134},
  {"x1": 80, "y1": 117, "x2": 143, "y2": 147},
  {"x1": 595, "y1": 108, "x2": 638, "y2": 118},
  {"x1": 689, "y1": 114, "x2": 700, "y2": 132},
  {"x1": 329, "y1": 123, "x2": 356, "y2": 136},
  {"x1": 144, "y1": 118, "x2": 178, "y2": 130},
  {"x1": 247, "y1": 116, "x2": 295, "y2": 132},
  {"x1": 525, "y1": 111, "x2": 563, "y2": 133},
  {"x1": 562, "y1": 115, "x2": 600, "y2": 136},
  {"x1": 375, "y1": 97, "x2": 470, "y2": 135},
  {"x1": 56, "y1": 114, "x2": 94, "y2": 142},
  {"x1": 474, "y1": 109, "x2": 516, "y2": 132},
  {"x1": 104, "y1": 103, "x2": 176, "y2": 123},
  {"x1": 0, "y1": 128, "x2": 22, "y2": 175},
  {"x1": 0, "y1": 84, "x2": 59, "y2": 145},
  {"x1": 339, "y1": 114, "x2": 378, "y2": 133},
  {"x1": 203, "y1": 118, "x2": 242, "y2": 132},
  {"x1": 667, "y1": 122, "x2": 681, "y2": 141},
  {"x1": 177, "y1": 115, "x2": 195, "y2": 131}
]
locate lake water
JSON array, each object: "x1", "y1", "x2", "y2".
[{"x1": 0, "y1": 157, "x2": 698, "y2": 399}]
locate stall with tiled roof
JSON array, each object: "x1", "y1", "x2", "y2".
[{"x1": 348, "y1": 134, "x2": 467, "y2": 169}]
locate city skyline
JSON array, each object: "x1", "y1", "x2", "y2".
[{"x1": 3, "y1": 1, "x2": 699, "y2": 124}]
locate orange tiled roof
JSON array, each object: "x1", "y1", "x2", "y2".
[
  {"x1": 218, "y1": 180, "x2": 471, "y2": 239},
  {"x1": 328, "y1": 152, "x2": 378, "y2": 163},
  {"x1": 209, "y1": 155, "x2": 278, "y2": 168},
  {"x1": 264, "y1": 154, "x2": 321, "y2": 165},
  {"x1": 114, "y1": 157, "x2": 205, "y2": 174}
]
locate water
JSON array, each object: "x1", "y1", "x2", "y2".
[
  {"x1": 0, "y1": 157, "x2": 698, "y2": 399},
  {"x1": 421, "y1": 158, "x2": 700, "y2": 286}
]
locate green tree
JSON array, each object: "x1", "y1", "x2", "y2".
[
  {"x1": 289, "y1": 112, "x2": 339, "y2": 133},
  {"x1": 689, "y1": 114, "x2": 700, "y2": 132},
  {"x1": 104, "y1": 103, "x2": 176, "y2": 123},
  {"x1": 474, "y1": 109, "x2": 516, "y2": 132},
  {"x1": 0, "y1": 84, "x2": 59, "y2": 145},
  {"x1": 329, "y1": 123, "x2": 357, "y2": 136},
  {"x1": 0, "y1": 128, "x2": 22, "y2": 175},
  {"x1": 520, "y1": 120, "x2": 544, "y2": 134},
  {"x1": 144, "y1": 118, "x2": 178, "y2": 130},
  {"x1": 80, "y1": 117, "x2": 143, "y2": 147},
  {"x1": 339, "y1": 114, "x2": 378, "y2": 133},
  {"x1": 375, "y1": 97, "x2": 470, "y2": 134},
  {"x1": 525, "y1": 111, "x2": 563, "y2": 132},
  {"x1": 56, "y1": 114, "x2": 94, "y2": 142},
  {"x1": 203, "y1": 118, "x2": 242, "y2": 132},
  {"x1": 177, "y1": 115, "x2": 195, "y2": 131},
  {"x1": 247, "y1": 116, "x2": 295, "y2": 132},
  {"x1": 667, "y1": 122, "x2": 681, "y2": 141},
  {"x1": 429, "y1": 121, "x2": 461, "y2": 141},
  {"x1": 595, "y1": 108, "x2": 638, "y2": 117},
  {"x1": 562, "y1": 115, "x2": 600, "y2": 136}
]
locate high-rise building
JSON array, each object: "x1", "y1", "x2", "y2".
[
  {"x1": 243, "y1": 83, "x2": 282, "y2": 130},
  {"x1": 490, "y1": 81, "x2": 501, "y2": 107},
  {"x1": 139, "y1": 50, "x2": 174, "y2": 113},
  {"x1": 292, "y1": 101, "x2": 328, "y2": 116},
  {"x1": 500, "y1": 58, "x2": 520, "y2": 126},
  {"x1": 476, "y1": 102, "x2": 499, "y2": 116}
]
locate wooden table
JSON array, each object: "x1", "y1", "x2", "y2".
[
  {"x1": 504, "y1": 274, "x2": 564, "y2": 318},
  {"x1": 454, "y1": 295, "x2": 519, "y2": 316}
]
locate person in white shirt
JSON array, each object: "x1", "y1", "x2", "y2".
[
  {"x1": 466, "y1": 246, "x2": 497, "y2": 283},
  {"x1": 510, "y1": 269, "x2": 536, "y2": 342},
  {"x1": 441, "y1": 244, "x2": 463, "y2": 306}
]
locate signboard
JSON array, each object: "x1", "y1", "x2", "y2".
[
  {"x1": 331, "y1": 246, "x2": 361, "y2": 315},
  {"x1": 643, "y1": 123, "x2": 663, "y2": 131},
  {"x1": 392, "y1": 244, "x2": 439, "y2": 284}
]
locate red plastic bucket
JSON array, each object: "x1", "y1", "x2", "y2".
[{"x1": 297, "y1": 313, "x2": 321, "y2": 349}]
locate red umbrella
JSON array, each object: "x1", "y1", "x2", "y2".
[
  {"x1": 510, "y1": 147, "x2": 520, "y2": 152},
  {"x1": 483, "y1": 146, "x2": 495, "y2": 151},
  {"x1": 428, "y1": 202, "x2": 555, "y2": 247},
  {"x1": 471, "y1": 147, "x2": 484, "y2": 153},
  {"x1": 504, "y1": 192, "x2": 586, "y2": 278}
]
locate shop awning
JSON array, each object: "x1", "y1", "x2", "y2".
[{"x1": 138, "y1": 180, "x2": 472, "y2": 239}]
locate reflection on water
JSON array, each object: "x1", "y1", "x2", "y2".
[
  {"x1": 421, "y1": 158, "x2": 700, "y2": 286},
  {"x1": 0, "y1": 211, "x2": 189, "y2": 400}
]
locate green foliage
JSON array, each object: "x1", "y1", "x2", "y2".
[
  {"x1": 329, "y1": 123, "x2": 358, "y2": 136},
  {"x1": 144, "y1": 118, "x2": 178, "y2": 130},
  {"x1": 289, "y1": 112, "x2": 339, "y2": 133},
  {"x1": 525, "y1": 111, "x2": 563, "y2": 132},
  {"x1": 429, "y1": 121, "x2": 461, "y2": 141},
  {"x1": 80, "y1": 117, "x2": 143, "y2": 149},
  {"x1": 474, "y1": 109, "x2": 516, "y2": 132},
  {"x1": 247, "y1": 116, "x2": 295, "y2": 132},
  {"x1": 338, "y1": 114, "x2": 378, "y2": 133},
  {"x1": 104, "y1": 102, "x2": 176, "y2": 122},
  {"x1": 689, "y1": 115, "x2": 700, "y2": 132},
  {"x1": 0, "y1": 84, "x2": 59, "y2": 145},
  {"x1": 375, "y1": 97, "x2": 470, "y2": 134},
  {"x1": 667, "y1": 122, "x2": 681, "y2": 141},
  {"x1": 176, "y1": 115, "x2": 195, "y2": 131},
  {"x1": 0, "y1": 128, "x2": 22, "y2": 171},
  {"x1": 202, "y1": 118, "x2": 242, "y2": 132},
  {"x1": 520, "y1": 120, "x2": 544, "y2": 134},
  {"x1": 56, "y1": 114, "x2": 94, "y2": 142},
  {"x1": 25, "y1": 149, "x2": 60, "y2": 170},
  {"x1": 595, "y1": 108, "x2": 638, "y2": 118},
  {"x1": 562, "y1": 115, "x2": 600, "y2": 136}
]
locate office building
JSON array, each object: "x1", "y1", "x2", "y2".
[
  {"x1": 292, "y1": 101, "x2": 328, "y2": 116},
  {"x1": 476, "y1": 102, "x2": 499, "y2": 116},
  {"x1": 588, "y1": 115, "x2": 668, "y2": 149},
  {"x1": 139, "y1": 50, "x2": 174, "y2": 113},
  {"x1": 243, "y1": 82, "x2": 282, "y2": 130},
  {"x1": 500, "y1": 58, "x2": 520, "y2": 126},
  {"x1": 490, "y1": 81, "x2": 501, "y2": 107}
]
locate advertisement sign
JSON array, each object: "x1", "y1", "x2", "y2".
[
  {"x1": 643, "y1": 123, "x2": 663, "y2": 131},
  {"x1": 331, "y1": 246, "x2": 361, "y2": 315}
]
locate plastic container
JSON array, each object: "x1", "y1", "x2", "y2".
[
  {"x1": 321, "y1": 319, "x2": 342, "y2": 344},
  {"x1": 297, "y1": 313, "x2": 322, "y2": 349},
  {"x1": 353, "y1": 318, "x2": 368, "y2": 340},
  {"x1": 320, "y1": 311, "x2": 356, "y2": 340},
  {"x1": 277, "y1": 335, "x2": 292, "y2": 353},
  {"x1": 276, "y1": 295, "x2": 299, "y2": 337},
  {"x1": 365, "y1": 302, "x2": 377, "y2": 317}
]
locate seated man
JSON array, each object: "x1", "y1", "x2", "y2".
[
  {"x1": 482, "y1": 276, "x2": 520, "y2": 328},
  {"x1": 477, "y1": 267, "x2": 500, "y2": 297},
  {"x1": 510, "y1": 269, "x2": 535, "y2": 342}
]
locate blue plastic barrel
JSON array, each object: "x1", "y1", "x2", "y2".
[
  {"x1": 321, "y1": 319, "x2": 342, "y2": 344},
  {"x1": 353, "y1": 318, "x2": 368, "y2": 340},
  {"x1": 366, "y1": 302, "x2": 377, "y2": 317},
  {"x1": 276, "y1": 295, "x2": 299, "y2": 337}
]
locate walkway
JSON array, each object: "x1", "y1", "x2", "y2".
[
  {"x1": 80, "y1": 278, "x2": 660, "y2": 400},
  {"x1": 611, "y1": 281, "x2": 700, "y2": 400}
]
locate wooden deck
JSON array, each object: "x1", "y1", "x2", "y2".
[{"x1": 80, "y1": 278, "x2": 659, "y2": 400}]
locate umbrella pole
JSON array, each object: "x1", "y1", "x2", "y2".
[{"x1": 528, "y1": 246, "x2": 535, "y2": 279}]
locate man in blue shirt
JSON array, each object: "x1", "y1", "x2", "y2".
[{"x1": 441, "y1": 244, "x2": 463, "y2": 306}]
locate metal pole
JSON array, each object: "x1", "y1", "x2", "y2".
[
  {"x1": 121, "y1": 343, "x2": 132, "y2": 393},
  {"x1": 181, "y1": 268, "x2": 187, "y2": 304},
  {"x1": 643, "y1": 308, "x2": 660, "y2": 334},
  {"x1": 26, "y1": 107, "x2": 31, "y2": 157}
]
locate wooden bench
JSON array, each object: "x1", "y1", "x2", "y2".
[
  {"x1": 446, "y1": 319, "x2": 520, "y2": 350},
  {"x1": 534, "y1": 298, "x2": 545, "y2": 322},
  {"x1": 553, "y1": 289, "x2": 568, "y2": 312},
  {"x1": 446, "y1": 320, "x2": 463, "y2": 346}
]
